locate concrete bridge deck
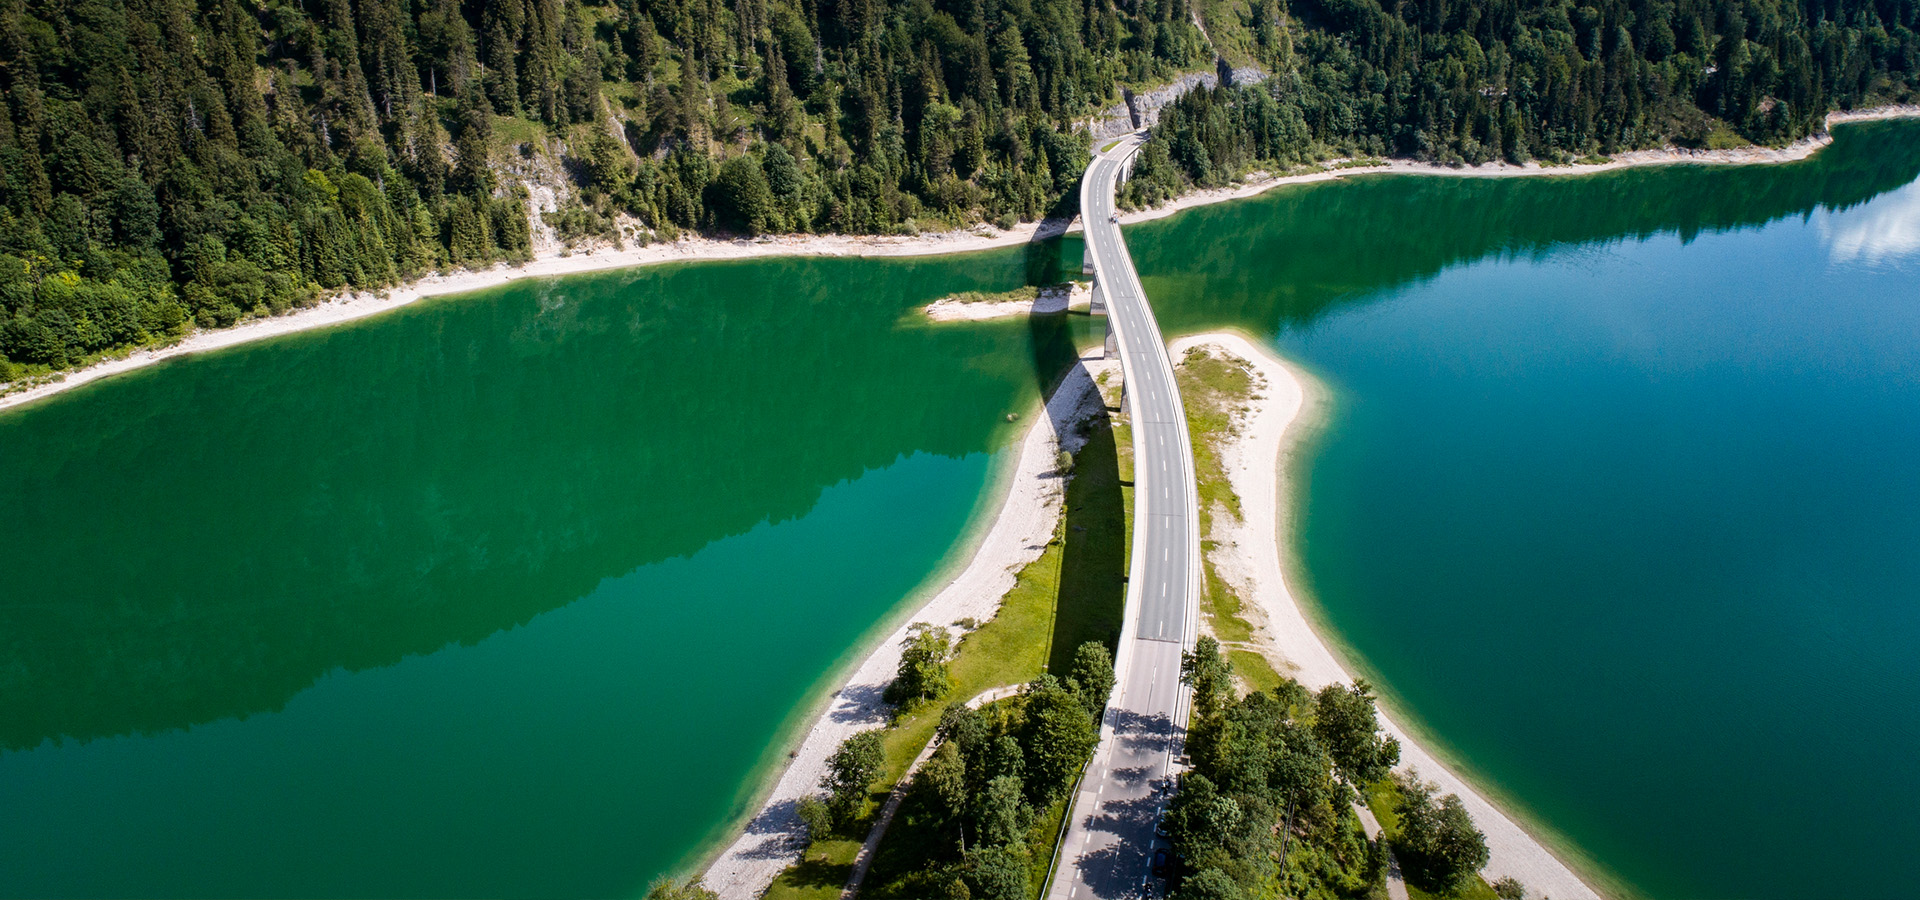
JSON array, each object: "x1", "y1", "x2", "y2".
[{"x1": 1047, "y1": 134, "x2": 1203, "y2": 900}]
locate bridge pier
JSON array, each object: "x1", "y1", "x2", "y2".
[{"x1": 1089, "y1": 278, "x2": 1119, "y2": 359}]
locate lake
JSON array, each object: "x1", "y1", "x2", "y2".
[
  {"x1": 0, "y1": 248, "x2": 1079, "y2": 897},
  {"x1": 3, "y1": 120, "x2": 1917, "y2": 898},
  {"x1": 1130, "y1": 119, "x2": 1920, "y2": 899}
]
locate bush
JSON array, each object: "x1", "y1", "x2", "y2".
[
  {"x1": 884, "y1": 625, "x2": 953, "y2": 708},
  {"x1": 822, "y1": 730, "x2": 885, "y2": 823},
  {"x1": 795, "y1": 794, "x2": 833, "y2": 842},
  {"x1": 962, "y1": 844, "x2": 1029, "y2": 900},
  {"x1": 1067, "y1": 641, "x2": 1114, "y2": 717}
]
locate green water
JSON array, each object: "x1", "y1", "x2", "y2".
[
  {"x1": 7, "y1": 123, "x2": 1920, "y2": 900},
  {"x1": 1128, "y1": 120, "x2": 1920, "y2": 899},
  {"x1": 0, "y1": 248, "x2": 1083, "y2": 896}
]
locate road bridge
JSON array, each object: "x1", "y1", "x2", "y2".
[{"x1": 1047, "y1": 134, "x2": 1202, "y2": 900}]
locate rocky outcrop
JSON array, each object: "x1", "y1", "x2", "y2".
[{"x1": 1080, "y1": 64, "x2": 1270, "y2": 142}]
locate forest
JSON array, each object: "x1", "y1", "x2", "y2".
[
  {"x1": 2, "y1": 0, "x2": 1915, "y2": 374},
  {"x1": 1123, "y1": 0, "x2": 1919, "y2": 203}
]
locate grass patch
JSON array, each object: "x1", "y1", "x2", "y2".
[
  {"x1": 1227, "y1": 649, "x2": 1283, "y2": 693},
  {"x1": 1574, "y1": 153, "x2": 1614, "y2": 166},
  {"x1": 1177, "y1": 347, "x2": 1252, "y2": 532},
  {"x1": 1194, "y1": 0, "x2": 1263, "y2": 68},
  {"x1": 761, "y1": 838, "x2": 861, "y2": 900},
  {"x1": 936, "y1": 285, "x2": 1050, "y2": 306},
  {"x1": 1408, "y1": 874, "x2": 1500, "y2": 900},
  {"x1": 1102, "y1": 139, "x2": 1123, "y2": 152},
  {"x1": 1175, "y1": 345, "x2": 1281, "y2": 684},
  {"x1": 1200, "y1": 557, "x2": 1254, "y2": 644},
  {"x1": 1026, "y1": 795, "x2": 1072, "y2": 896},
  {"x1": 1704, "y1": 122, "x2": 1749, "y2": 150},
  {"x1": 492, "y1": 114, "x2": 546, "y2": 149}
]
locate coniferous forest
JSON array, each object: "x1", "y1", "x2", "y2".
[{"x1": 1, "y1": 0, "x2": 1915, "y2": 374}]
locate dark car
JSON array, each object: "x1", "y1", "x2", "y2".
[{"x1": 1151, "y1": 849, "x2": 1170, "y2": 879}]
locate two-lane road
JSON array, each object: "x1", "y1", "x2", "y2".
[{"x1": 1048, "y1": 135, "x2": 1203, "y2": 900}]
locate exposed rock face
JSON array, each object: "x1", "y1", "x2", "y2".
[{"x1": 1080, "y1": 64, "x2": 1269, "y2": 142}]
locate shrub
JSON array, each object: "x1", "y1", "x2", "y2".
[
  {"x1": 795, "y1": 795, "x2": 833, "y2": 843},
  {"x1": 884, "y1": 625, "x2": 953, "y2": 708},
  {"x1": 822, "y1": 730, "x2": 885, "y2": 823}
]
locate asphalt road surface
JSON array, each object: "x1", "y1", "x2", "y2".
[{"x1": 1047, "y1": 134, "x2": 1202, "y2": 900}]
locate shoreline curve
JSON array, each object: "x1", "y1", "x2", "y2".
[
  {"x1": 1170, "y1": 331, "x2": 1611, "y2": 900},
  {"x1": 698, "y1": 356, "x2": 1115, "y2": 899},
  {"x1": 5, "y1": 107, "x2": 1914, "y2": 415}
]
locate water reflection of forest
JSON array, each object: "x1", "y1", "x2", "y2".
[
  {"x1": 1131, "y1": 120, "x2": 1920, "y2": 334},
  {"x1": 0, "y1": 251, "x2": 1048, "y2": 750}
]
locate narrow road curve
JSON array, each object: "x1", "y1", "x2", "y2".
[{"x1": 1047, "y1": 134, "x2": 1204, "y2": 900}]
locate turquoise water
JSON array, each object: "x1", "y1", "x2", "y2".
[{"x1": 1130, "y1": 121, "x2": 1920, "y2": 898}]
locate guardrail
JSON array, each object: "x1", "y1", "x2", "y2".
[{"x1": 1037, "y1": 729, "x2": 1100, "y2": 899}]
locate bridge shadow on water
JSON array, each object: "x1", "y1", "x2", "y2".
[{"x1": 1021, "y1": 229, "x2": 1130, "y2": 672}]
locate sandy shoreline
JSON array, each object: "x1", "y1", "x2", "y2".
[
  {"x1": 9, "y1": 103, "x2": 1913, "y2": 894},
  {"x1": 1172, "y1": 332, "x2": 1603, "y2": 900},
  {"x1": 921, "y1": 282, "x2": 1090, "y2": 321},
  {"x1": 700, "y1": 355, "x2": 1116, "y2": 899},
  {"x1": 7, "y1": 106, "x2": 1916, "y2": 414},
  {"x1": 0, "y1": 218, "x2": 1073, "y2": 413},
  {"x1": 1111, "y1": 105, "x2": 1920, "y2": 228}
]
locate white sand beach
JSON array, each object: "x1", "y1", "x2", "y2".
[
  {"x1": 921, "y1": 282, "x2": 1089, "y2": 321},
  {"x1": 0, "y1": 218, "x2": 1074, "y2": 413}
]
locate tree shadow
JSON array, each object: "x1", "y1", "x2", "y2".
[{"x1": 778, "y1": 852, "x2": 854, "y2": 891}]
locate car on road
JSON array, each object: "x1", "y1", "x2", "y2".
[
  {"x1": 1151, "y1": 849, "x2": 1169, "y2": 879},
  {"x1": 1153, "y1": 816, "x2": 1171, "y2": 839}
]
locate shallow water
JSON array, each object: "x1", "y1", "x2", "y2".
[{"x1": 1129, "y1": 120, "x2": 1920, "y2": 899}]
